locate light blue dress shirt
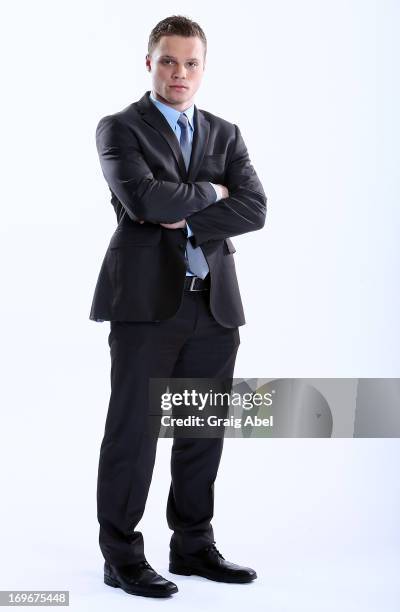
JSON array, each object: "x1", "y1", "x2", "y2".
[{"x1": 149, "y1": 91, "x2": 218, "y2": 276}]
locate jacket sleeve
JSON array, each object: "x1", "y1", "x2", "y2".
[
  {"x1": 96, "y1": 115, "x2": 217, "y2": 224},
  {"x1": 185, "y1": 124, "x2": 267, "y2": 246}
]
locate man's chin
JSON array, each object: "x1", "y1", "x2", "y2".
[
  {"x1": 155, "y1": 88, "x2": 192, "y2": 107},
  {"x1": 169, "y1": 90, "x2": 190, "y2": 100}
]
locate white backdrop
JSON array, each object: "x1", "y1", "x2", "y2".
[{"x1": 0, "y1": 1, "x2": 399, "y2": 610}]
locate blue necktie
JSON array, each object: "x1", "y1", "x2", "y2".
[{"x1": 177, "y1": 113, "x2": 209, "y2": 279}]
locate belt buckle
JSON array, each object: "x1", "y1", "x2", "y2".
[{"x1": 189, "y1": 276, "x2": 202, "y2": 291}]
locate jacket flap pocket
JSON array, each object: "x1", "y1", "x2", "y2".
[
  {"x1": 109, "y1": 228, "x2": 162, "y2": 248},
  {"x1": 224, "y1": 238, "x2": 236, "y2": 254}
]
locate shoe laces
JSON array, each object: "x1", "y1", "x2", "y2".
[
  {"x1": 138, "y1": 560, "x2": 152, "y2": 569},
  {"x1": 205, "y1": 542, "x2": 225, "y2": 560}
]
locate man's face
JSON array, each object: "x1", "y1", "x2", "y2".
[{"x1": 146, "y1": 35, "x2": 205, "y2": 110}]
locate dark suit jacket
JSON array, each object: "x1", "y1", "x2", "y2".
[{"x1": 89, "y1": 90, "x2": 267, "y2": 328}]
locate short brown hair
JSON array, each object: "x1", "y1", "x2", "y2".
[{"x1": 148, "y1": 15, "x2": 207, "y2": 59}]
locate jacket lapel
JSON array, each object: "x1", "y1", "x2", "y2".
[
  {"x1": 135, "y1": 91, "x2": 210, "y2": 182},
  {"x1": 188, "y1": 106, "x2": 210, "y2": 182}
]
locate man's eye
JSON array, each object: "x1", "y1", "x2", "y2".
[{"x1": 162, "y1": 60, "x2": 198, "y2": 67}]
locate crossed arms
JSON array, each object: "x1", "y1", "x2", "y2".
[{"x1": 96, "y1": 116, "x2": 267, "y2": 246}]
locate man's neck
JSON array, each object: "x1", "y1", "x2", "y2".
[{"x1": 150, "y1": 89, "x2": 194, "y2": 113}]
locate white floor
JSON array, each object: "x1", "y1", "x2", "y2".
[
  {"x1": 1, "y1": 544, "x2": 399, "y2": 611},
  {"x1": 1, "y1": 439, "x2": 399, "y2": 611}
]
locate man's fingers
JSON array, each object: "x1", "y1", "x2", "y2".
[{"x1": 160, "y1": 219, "x2": 186, "y2": 229}]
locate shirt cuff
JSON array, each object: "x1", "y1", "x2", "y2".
[
  {"x1": 209, "y1": 182, "x2": 221, "y2": 202},
  {"x1": 186, "y1": 222, "x2": 194, "y2": 238}
]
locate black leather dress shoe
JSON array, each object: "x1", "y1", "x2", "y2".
[
  {"x1": 104, "y1": 560, "x2": 178, "y2": 598},
  {"x1": 169, "y1": 542, "x2": 257, "y2": 583}
]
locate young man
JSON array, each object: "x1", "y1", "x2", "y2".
[{"x1": 90, "y1": 15, "x2": 267, "y2": 598}]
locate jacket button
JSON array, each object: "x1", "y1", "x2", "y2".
[{"x1": 178, "y1": 244, "x2": 185, "y2": 249}]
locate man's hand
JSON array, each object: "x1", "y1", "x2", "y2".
[
  {"x1": 215, "y1": 184, "x2": 229, "y2": 199},
  {"x1": 159, "y1": 219, "x2": 187, "y2": 229}
]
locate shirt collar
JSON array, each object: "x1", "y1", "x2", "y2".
[{"x1": 149, "y1": 90, "x2": 195, "y2": 132}]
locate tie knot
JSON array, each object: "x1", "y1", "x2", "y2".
[{"x1": 177, "y1": 113, "x2": 189, "y2": 129}]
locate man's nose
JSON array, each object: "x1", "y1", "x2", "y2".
[{"x1": 173, "y1": 65, "x2": 187, "y2": 78}]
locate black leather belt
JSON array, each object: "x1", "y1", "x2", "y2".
[{"x1": 184, "y1": 275, "x2": 210, "y2": 291}]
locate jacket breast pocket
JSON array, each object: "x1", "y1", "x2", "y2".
[{"x1": 199, "y1": 154, "x2": 226, "y2": 182}]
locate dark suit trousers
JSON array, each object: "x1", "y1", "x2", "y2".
[{"x1": 96, "y1": 288, "x2": 240, "y2": 565}]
